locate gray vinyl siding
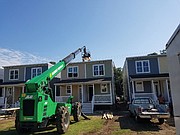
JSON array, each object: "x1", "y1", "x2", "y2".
[
  {"x1": 127, "y1": 58, "x2": 159, "y2": 75},
  {"x1": 26, "y1": 66, "x2": 48, "y2": 80},
  {"x1": 4, "y1": 67, "x2": 24, "y2": 82}
]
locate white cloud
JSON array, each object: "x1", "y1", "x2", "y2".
[{"x1": 0, "y1": 48, "x2": 50, "y2": 68}]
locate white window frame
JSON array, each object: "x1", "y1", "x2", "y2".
[
  {"x1": 101, "y1": 83, "x2": 108, "y2": 93},
  {"x1": 93, "y1": 64, "x2": 105, "y2": 76},
  {"x1": 67, "y1": 66, "x2": 78, "y2": 78},
  {"x1": 31, "y1": 67, "x2": 42, "y2": 79},
  {"x1": 135, "y1": 60, "x2": 150, "y2": 74},
  {"x1": 9, "y1": 69, "x2": 19, "y2": 80},
  {"x1": 135, "y1": 81, "x2": 144, "y2": 92},
  {"x1": 66, "y1": 85, "x2": 72, "y2": 95}
]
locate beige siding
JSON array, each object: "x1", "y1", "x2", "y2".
[
  {"x1": 86, "y1": 60, "x2": 113, "y2": 78},
  {"x1": 94, "y1": 84, "x2": 110, "y2": 94},
  {"x1": 72, "y1": 85, "x2": 78, "y2": 102},
  {"x1": 60, "y1": 86, "x2": 66, "y2": 96},
  {"x1": 158, "y1": 56, "x2": 168, "y2": 73},
  {"x1": 61, "y1": 63, "x2": 85, "y2": 80}
]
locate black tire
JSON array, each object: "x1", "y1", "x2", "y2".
[
  {"x1": 158, "y1": 118, "x2": 164, "y2": 124},
  {"x1": 56, "y1": 106, "x2": 70, "y2": 134},
  {"x1": 129, "y1": 111, "x2": 133, "y2": 117},
  {"x1": 135, "y1": 115, "x2": 141, "y2": 123},
  {"x1": 73, "y1": 102, "x2": 81, "y2": 122},
  {"x1": 15, "y1": 110, "x2": 24, "y2": 133}
]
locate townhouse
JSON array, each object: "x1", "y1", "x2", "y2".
[
  {"x1": 123, "y1": 53, "x2": 171, "y2": 104},
  {"x1": 54, "y1": 59, "x2": 115, "y2": 113},
  {"x1": 0, "y1": 63, "x2": 60, "y2": 108}
]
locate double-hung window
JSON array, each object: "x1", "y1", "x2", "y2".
[
  {"x1": 67, "y1": 66, "x2": 78, "y2": 78},
  {"x1": 93, "y1": 64, "x2": 105, "y2": 76},
  {"x1": 135, "y1": 60, "x2": 150, "y2": 73},
  {"x1": 66, "y1": 85, "x2": 72, "y2": 95},
  {"x1": 9, "y1": 69, "x2": 19, "y2": 80},
  {"x1": 31, "y1": 67, "x2": 42, "y2": 78}
]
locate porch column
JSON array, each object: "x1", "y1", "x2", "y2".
[
  {"x1": 93, "y1": 84, "x2": 95, "y2": 97},
  {"x1": 82, "y1": 84, "x2": 84, "y2": 103},
  {"x1": 132, "y1": 80, "x2": 135, "y2": 99},
  {"x1": 166, "y1": 79, "x2": 170, "y2": 103},
  {"x1": 3, "y1": 87, "x2": 5, "y2": 97},
  {"x1": 110, "y1": 83, "x2": 112, "y2": 104},
  {"x1": 12, "y1": 86, "x2": 15, "y2": 104},
  {"x1": 55, "y1": 85, "x2": 57, "y2": 102},
  {"x1": 22, "y1": 86, "x2": 24, "y2": 93},
  {"x1": 151, "y1": 80, "x2": 155, "y2": 94}
]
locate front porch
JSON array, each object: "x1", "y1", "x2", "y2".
[
  {"x1": 130, "y1": 77, "x2": 171, "y2": 104},
  {"x1": 0, "y1": 84, "x2": 25, "y2": 109},
  {"x1": 54, "y1": 81, "x2": 113, "y2": 113}
]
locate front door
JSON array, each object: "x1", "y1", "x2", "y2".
[{"x1": 88, "y1": 85, "x2": 93, "y2": 102}]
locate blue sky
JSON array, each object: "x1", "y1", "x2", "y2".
[{"x1": 0, "y1": 0, "x2": 180, "y2": 67}]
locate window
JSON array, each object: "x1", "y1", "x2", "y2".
[
  {"x1": 101, "y1": 84, "x2": 108, "y2": 93},
  {"x1": 135, "y1": 60, "x2": 150, "y2": 73},
  {"x1": 135, "y1": 81, "x2": 144, "y2": 92},
  {"x1": 31, "y1": 67, "x2": 42, "y2": 78},
  {"x1": 9, "y1": 69, "x2": 19, "y2": 80},
  {"x1": 93, "y1": 64, "x2": 105, "y2": 76},
  {"x1": 67, "y1": 66, "x2": 78, "y2": 78},
  {"x1": 66, "y1": 85, "x2": 72, "y2": 95}
]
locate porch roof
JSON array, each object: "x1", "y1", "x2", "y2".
[
  {"x1": 130, "y1": 73, "x2": 169, "y2": 79},
  {"x1": 0, "y1": 81, "x2": 26, "y2": 87},
  {"x1": 54, "y1": 77, "x2": 112, "y2": 85}
]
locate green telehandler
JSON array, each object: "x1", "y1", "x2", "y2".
[{"x1": 15, "y1": 46, "x2": 91, "y2": 134}]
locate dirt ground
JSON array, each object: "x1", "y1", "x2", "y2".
[
  {"x1": 85, "y1": 111, "x2": 176, "y2": 135},
  {"x1": 0, "y1": 106, "x2": 176, "y2": 135}
]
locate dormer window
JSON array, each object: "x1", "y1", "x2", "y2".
[{"x1": 9, "y1": 69, "x2": 19, "y2": 80}]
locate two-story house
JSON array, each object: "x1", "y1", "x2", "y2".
[
  {"x1": 0, "y1": 63, "x2": 60, "y2": 108},
  {"x1": 123, "y1": 54, "x2": 171, "y2": 104},
  {"x1": 54, "y1": 59, "x2": 115, "y2": 113}
]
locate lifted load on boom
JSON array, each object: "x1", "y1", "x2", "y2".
[{"x1": 15, "y1": 46, "x2": 91, "y2": 134}]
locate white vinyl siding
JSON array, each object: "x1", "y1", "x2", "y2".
[
  {"x1": 93, "y1": 64, "x2": 105, "y2": 76},
  {"x1": 135, "y1": 81, "x2": 144, "y2": 92},
  {"x1": 31, "y1": 67, "x2": 42, "y2": 78},
  {"x1": 9, "y1": 69, "x2": 19, "y2": 80},
  {"x1": 67, "y1": 66, "x2": 78, "y2": 78},
  {"x1": 135, "y1": 60, "x2": 150, "y2": 73}
]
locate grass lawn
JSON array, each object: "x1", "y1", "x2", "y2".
[{"x1": 0, "y1": 116, "x2": 106, "y2": 135}]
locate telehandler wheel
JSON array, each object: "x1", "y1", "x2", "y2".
[
  {"x1": 73, "y1": 102, "x2": 82, "y2": 122},
  {"x1": 15, "y1": 110, "x2": 24, "y2": 133},
  {"x1": 56, "y1": 106, "x2": 70, "y2": 134}
]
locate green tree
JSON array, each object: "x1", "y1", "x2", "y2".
[{"x1": 114, "y1": 67, "x2": 123, "y2": 96}]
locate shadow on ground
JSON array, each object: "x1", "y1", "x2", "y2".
[{"x1": 114, "y1": 111, "x2": 175, "y2": 132}]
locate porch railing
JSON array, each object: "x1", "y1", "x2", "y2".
[
  {"x1": 56, "y1": 96, "x2": 70, "y2": 103},
  {"x1": 94, "y1": 94, "x2": 112, "y2": 103}
]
